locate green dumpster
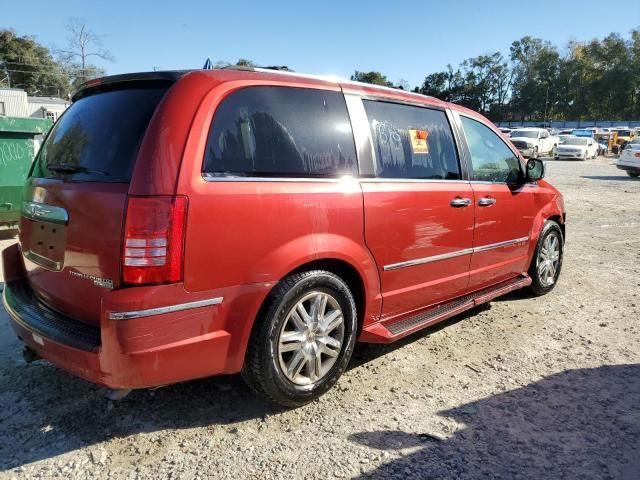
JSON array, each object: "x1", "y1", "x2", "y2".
[{"x1": 0, "y1": 117, "x2": 53, "y2": 229}]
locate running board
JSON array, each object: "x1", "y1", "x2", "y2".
[{"x1": 360, "y1": 275, "x2": 532, "y2": 343}]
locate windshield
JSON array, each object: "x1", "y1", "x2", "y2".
[
  {"x1": 510, "y1": 130, "x2": 538, "y2": 138},
  {"x1": 616, "y1": 130, "x2": 631, "y2": 136},
  {"x1": 562, "y1": 138, "x2": 588, "y2": 146},
  {"x1": 32, "y1": 87, "x2": 168, "y2": 182}
]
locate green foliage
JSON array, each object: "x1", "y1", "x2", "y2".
[
  {"x1": 350, "y1": 71, "x2": 394, "y2": 87},
  {"x1": 0, "y1": 29, "x2": 70, "y2": 97},
  {"x1": 416, "y1": 28, "x2": 640, "y2": 121}
]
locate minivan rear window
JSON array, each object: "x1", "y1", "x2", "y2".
[
  {"x1": 203, "y1": 87, "x2": 358, "y2": 178},
  {"x1": 31, "y1": 87, "x2": 167, "y2": 182}
]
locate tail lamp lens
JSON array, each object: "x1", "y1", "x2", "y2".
[{"x1": 122, "y1": 196, "x2": 188, "y2": 284}]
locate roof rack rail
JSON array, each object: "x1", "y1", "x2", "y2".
[{"x1": 214, "y1": 66, "x2": 436, "y2": 101}]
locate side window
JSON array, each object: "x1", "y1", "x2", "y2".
[
  {"x1": 362, "y1": 100, "x2": 461, "y2": 180},
  {"x1": 203, "y1": 87, "x2": 358, "y2": 178},
  {"x1": 460, "y1": 116, "x2": 522, "y2": 183}
]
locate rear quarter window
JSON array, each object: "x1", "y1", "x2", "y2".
[
  {"x1": 203, "y1": 87, "x2": 358, "y2": 178},
  {"x1": 31, "y1": 87, "x2": 167, "y2": 182}
]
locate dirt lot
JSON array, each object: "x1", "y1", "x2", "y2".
[{"x1": 1, "y1": 156, "x2": 639, "y2": 480}]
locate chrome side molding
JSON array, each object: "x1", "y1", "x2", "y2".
[
  {"x1": 109, "y1": 297, "x2": 224, "y2": 320},
  {"x1": 21, "y1": 201, "x2": 69, "y2": 225},
  {"x1": 384, "y1": 236, "x2": 529, "y2": 271},
  {"x1": 384, "y1": 248, "x2": 474, "y2": 271}
]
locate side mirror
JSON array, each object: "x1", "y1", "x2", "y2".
[{"x1": 526, "y1": 158, "x2": 545, "y2": 182}]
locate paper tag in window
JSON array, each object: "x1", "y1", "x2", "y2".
[{"x1": 409, "y1": 129, "x2": 429, "y2": 154}]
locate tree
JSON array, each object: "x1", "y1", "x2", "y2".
[
  {"x1": 55, "y1": 18, "x2": 113, "y2": 86},
  {"x1": 214, "y1": 58, "x2": 259, "y2": 68},
  {"x1": 0, "y1": 29, "x2": 69, "y2": 96},
  {"x1": 350, "y1": 70, "x2": 393, "y2": 87},
  {"x1": 509, "y1": 37, "x2": 560, "y2": 121}
]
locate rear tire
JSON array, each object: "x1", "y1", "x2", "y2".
[
  {"x1": 242, "y1": 270, "x2": 357, "y2": 407},
  {"x1": 627, "y1": 171, "x2": 640, "y2": 178},
  {"x1": 528, "y1": 220, "x2": 564, "y2": 296}
]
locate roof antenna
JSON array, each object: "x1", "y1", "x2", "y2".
[{"x1": 202, "y1": 57, "x2": 214, "y2": 70}]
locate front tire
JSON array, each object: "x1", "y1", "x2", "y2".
[
  {"x1": 528, "y1": 220, "x2": 564, "y2": 296},
  {"x1": 242, "y1": 270, "x2": 357, "y2": 407}
]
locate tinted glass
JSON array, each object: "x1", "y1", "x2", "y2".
[
  {"x1": 511, "y1": 130, "x2": 538, "y2": 138},
  {"x1": 32, "y1": 88, "x2": 167, "y2": 182},
  {"x1": 461, "y1": 116, "x2": 522, "y2": 183},
  {"x1": 203, "y1": 87, "x2": 357, "y2": 177},
  {"x1": 363, "y1": 100, "x2": 460, "y2": 180}
]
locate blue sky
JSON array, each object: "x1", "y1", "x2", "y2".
[{"x1": 4, "y1": 0, "x2": 639, "y2": 88}]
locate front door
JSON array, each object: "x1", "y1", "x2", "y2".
[
  {"x1": 457, "y1": 114, "x2": 535, "y2": 291},
  {"x1": 358, "y1": 100, "x2": 474, "y2": 320}
]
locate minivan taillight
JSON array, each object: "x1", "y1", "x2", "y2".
[{"x1": 122, "y1": 196, "x2": 188, "y2": 285}]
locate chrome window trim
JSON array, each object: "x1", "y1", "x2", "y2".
[
  {"x1": 383, "y1": 236, "x2": 529, "y2": 271},
  {"x1": 202, "y1": 174, "x2": 352, "y2": 183},
  {"x1": 109, "y1": 297, "x2": 224, "y2": 320},
  {"x1": 202, "y1": 174, "x2": 471, "y2": 184},
  {"x1": 360, "y1": 178, "x2": 469, "y2": 184},
  {"x1": 21, "y1": 201, "x2": 69, "y2": 225}
]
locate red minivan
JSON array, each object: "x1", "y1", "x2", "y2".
[{"x1": 2, "y1": 68, "x2": 565, "y2": 406}]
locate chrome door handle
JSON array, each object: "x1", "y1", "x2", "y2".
[
  {"x1": 478, "y1": 197, "x2": 496, "y2": 207},
  {"x1": 450, "y1": 197, "x2": 472, "y2": 208}
]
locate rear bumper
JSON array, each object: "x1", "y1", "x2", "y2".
[{"x1": 2, "y1": 243, "x2": 272, "y2": 389}]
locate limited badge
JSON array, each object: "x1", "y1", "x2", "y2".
[{"x1": 409, "y1": 129, "x2": 429, "y2": 154}]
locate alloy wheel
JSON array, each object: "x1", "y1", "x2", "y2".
[
  {"x1": 277, "y1": 291, "x2": 345, "y2": 386},
  {"x1": 537, "y1": 232, "x2": 561, "y2": 287}
]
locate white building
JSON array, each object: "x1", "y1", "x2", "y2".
[
  {"x1": 0, "y1": 88, "x2": 29, "y2": 117},
  {"x1": 0, "y1": 88, "x2": 70, "y2": 121},
  {"x1": 27, "y1": 96, "x2": 71, "y2": 122}
]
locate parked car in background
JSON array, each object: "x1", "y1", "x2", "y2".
[
  {"x1": 509, "y1": 127, "x2": 559, "y2": 158},
  {"x1": 557, "y1": 134, "x2": 573, "y2": 144},
  {"x1": 617, "y1": 140, "x2": 640, "y2": 178},
  {"x1": 2, "y1": 68, "x2": 566, "y2": 407},
  {"x1": 498, "y1": 127, "x2": 513, "y2": 137},
  {"x1": 555, "y1": 136, "x2": 599, "y2": 160}
]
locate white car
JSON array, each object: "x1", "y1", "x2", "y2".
[
  {"x1": 617, "y1": 141, "x2": 640, "y2": 177},
  {"x1": 554, "y1": 137, "x2": 599, "y2": 160},
  {"x1": 509, "y1": 128, "x2": 559, "y2": 158}
]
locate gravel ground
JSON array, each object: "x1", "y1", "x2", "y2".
[{"x1": 1, "y1": 156, "x2": 639, "y2": 480}]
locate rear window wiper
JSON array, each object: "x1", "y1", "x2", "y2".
[{"x1": 47, "y1": 163, "x2": 109, "y2": 176}]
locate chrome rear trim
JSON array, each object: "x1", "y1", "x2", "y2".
[
  {"x1": 383, "y1": 236, "x2": 529, "y2": 271},
  {"x1": 109, "y1": 297, "x2": 224, "y2": 320},
  {"x1": 21, "y1": 201, "x2": 69, "y2": 225}
]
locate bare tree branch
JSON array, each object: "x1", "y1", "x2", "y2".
[{"x1": 55, "y1": 17, "x2": 114, "y2": 84}]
